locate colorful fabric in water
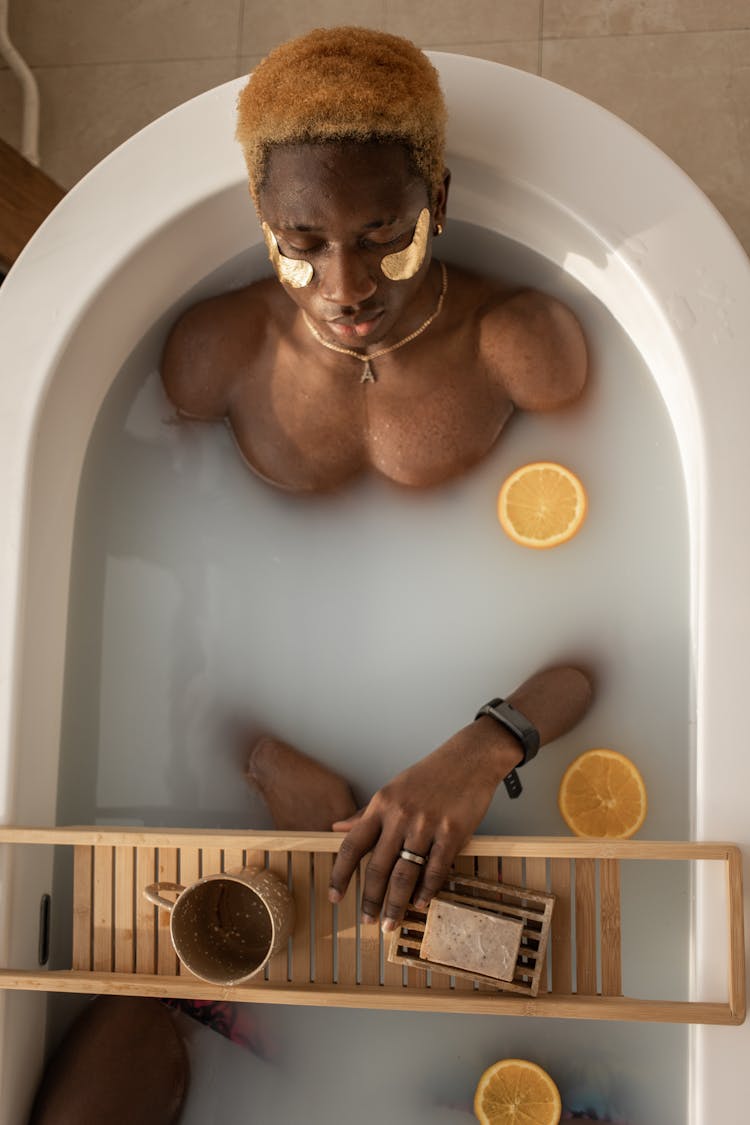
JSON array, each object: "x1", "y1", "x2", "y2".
[{"x1": 160, "y1": 999, "x2": 276, "y2": 1060}]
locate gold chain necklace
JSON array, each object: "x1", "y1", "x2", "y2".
[{"x1": 301, "y1": 261, "x2": 448, "y2": 384}]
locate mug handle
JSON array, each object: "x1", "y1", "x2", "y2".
[{"x1": 143, "y1": 881, "x2": 185, "y2": 912}]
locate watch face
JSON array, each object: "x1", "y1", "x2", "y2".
[{"x1": 478, "y1": 700, "x2": 540, "y2": 763}]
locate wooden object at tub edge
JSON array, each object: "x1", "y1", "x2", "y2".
[
  {"x1": 0, "y1": 138, "x2": 65, "y2": 269},
  {"x1": 0, "y1": 829, "x2": 744, "y2": 1027}
]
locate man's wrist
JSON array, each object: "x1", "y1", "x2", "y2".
[
  {"x1": 472, "y1": 715, "x2": 525, "y2": 785},
  {"x1": 473, "y1": 697, "x2": 540, "y2": 799}
]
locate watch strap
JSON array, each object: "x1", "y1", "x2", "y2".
[{"x1": 474, "y1": 697, "x2": 540, "y2": 799}]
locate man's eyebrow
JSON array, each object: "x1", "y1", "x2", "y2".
[{"x1": 280, "y1": 216, "x2": 402, "y2": 233}]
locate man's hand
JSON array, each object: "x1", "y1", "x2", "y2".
[{"x1": 328, "y1": 718, "x2": 523, "y2": 929}]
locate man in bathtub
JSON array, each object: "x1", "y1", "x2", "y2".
[{"x1": 161, "y1": 27, "x2": 591, "y2": 933}]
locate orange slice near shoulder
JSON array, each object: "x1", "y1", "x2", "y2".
[{"x1": 497, "y1": 461, "x2": 587, "y2": 549}]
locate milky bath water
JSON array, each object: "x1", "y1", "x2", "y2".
[{"x1": 53, "y1": 222, "x2": 691, "y2": 1123}]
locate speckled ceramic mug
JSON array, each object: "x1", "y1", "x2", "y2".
[{"x1": 144, "y1": 867, "x2": 295, "y2": 985}]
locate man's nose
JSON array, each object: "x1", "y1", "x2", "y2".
[{"x1": 319, "y1": 248, "x2": 378, "y2": 306}]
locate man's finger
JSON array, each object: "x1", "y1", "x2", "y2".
[
  {"x1": 357, "y1": 832, "x2": 408, "y2": 922},
  {"x1": 412, "y1": 839, "x2": 455, "y2": 910},
  {"x1": 331, "y1": 807, "x2": 365, "y2": 832},
  {"x1": 329, "y1": 816, "x2": 380, "y2": 903},
  {"x1": 379, "y1": 839, "x2": 434, "y2": 931}
]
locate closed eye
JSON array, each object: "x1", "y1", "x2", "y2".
[
  {"x1": 280, "y1": 240, "x2": 320, "y2": 256},
  {"x1": 362, "y1": 223, "x2": 419, "y2": 252},
  {"x1": 364, "y1": 233, "x2": 406, "y2": 250}
]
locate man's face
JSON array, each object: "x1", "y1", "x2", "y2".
[{"x1": 258, "y1": 142, "x2": 444, "y2": 346}]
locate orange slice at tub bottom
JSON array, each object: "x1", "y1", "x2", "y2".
[
  {"x1": 497, "y1": 461, "x2": 587, "y2": 549},
  {"x1": 473, "y1": 1058, "x2": 562, "y2": 1125},
  {"x1": 558, "y1": 748, "x2": 648, "y2": 839}
]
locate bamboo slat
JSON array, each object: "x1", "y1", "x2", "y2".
[
  {"x1": 200, "y1": 846, "x2": 223, "y2": 879},
  {"x1": 549, "y1": 858, "x2": 572, "y2": 994},
  {"x1": 359, "y1": 857, "x2": 381, "y2": 987},
  {"x1": 92, "y1": 846, "x2": 113, "y2": 972},
  {"x1": 475, "y1": 856, "x2": 499, "y2": 883},
  {"x1": 134, "y1": 849, "x2": 157, "y2": 975},
  {"x1": 501, "y1": 856, "x2": 523, "y2": 887},
  {"x1": 266, "y1": 850, "x2": 289, "y2": 983},
  {"x1": 290, "y1": 851, "x2": 312, "y2": 984},
  {"x1": 113, "y1": 847, "x2": 135, "y2": 974},
  {"x1": 574, "y1": 858, "x2": 597, "y2": 995},
  {"x1": 222, "y1": 846, "x2": 245, "y2": 874},
  {"x1": 336, "y1": 865, "x2": 358, "y2": 986},
  {"x1": 382, "y1": 954, "x2": 405, "y2": 988},
  {"x1": 156, "y1": 849, "x2": 179, "y2": 976},
  {"x1": 178, "y1": 848, "x2": 201, "y2": 893},
  {"x1": 600, "y1": 858, "x2": 622, "y2": 996},
  {"x1": 72, "y1": 846, "x2": 92, "y2": 971},
  {"x1": 313, "y1": 852, "x2": 334, "y2": 985},
  {"x1": 728, "y1": 848, "x2": 747, "y2": 1020},
  {"x1": 174, "y1": 848, "x2": 201, "y2": 979},
  {"x1": 0, "y1": 826, "x2": 737, "y2": 862},
  {"x1": 0, "y1": 967, "x2": 741, "y2": 1024},
  {"x1": 245, "y1": 846, "x2": 266, "y2": 871},
  {"x1": 525, "y1": 857, "x2": 549, "y2": 992}
]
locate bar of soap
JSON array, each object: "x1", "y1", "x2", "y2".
[{"x1": 421, "y1": 899, "x2": 523, "y2": 982}]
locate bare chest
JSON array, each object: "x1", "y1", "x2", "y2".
[{"x1": 228, "y1": 356, "x2": 511, "y2": 492}]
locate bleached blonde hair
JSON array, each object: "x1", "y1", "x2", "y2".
[{"x1": 236, "y1": 26, "x2": 447, "y2": 206}]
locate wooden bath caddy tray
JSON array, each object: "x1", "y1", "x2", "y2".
[{"x1": 0, "y1": 827, "x2": 744, "y2": 1025}]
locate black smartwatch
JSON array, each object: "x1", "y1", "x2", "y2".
[{"x1": 474, "y1": 697, "x2": 540, "y2": 799}]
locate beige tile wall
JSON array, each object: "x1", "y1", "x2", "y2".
[{"x1": 1, "y1": 0, "x2": 749, "y2": 251}]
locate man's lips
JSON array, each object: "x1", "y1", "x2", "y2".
[{"x1": 325, "y1": 310, "x2": 385, "y2": 340}]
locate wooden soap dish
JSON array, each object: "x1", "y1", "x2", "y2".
[{"x1": 388, "y1": 874, "x2": 554, "y2": 997}]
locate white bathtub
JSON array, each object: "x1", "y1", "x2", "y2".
[{"x1": 0, "y1": 54, "x2": 748, "y2": 1123}]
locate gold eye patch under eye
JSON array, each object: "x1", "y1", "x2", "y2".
[
  {"x1": 262, "y1": 222, "x2": 314, "y2": 288},
  {"x1": 380, "y1": 208, "x2": 431, "y2": 281}
]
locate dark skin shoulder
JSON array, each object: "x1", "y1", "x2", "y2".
[
  {"x1": 161, "y1": 279, "x2": 276, "y2": 422},
  {"x1": 433, "y1": 264, "x2": 587, "y2": 410},
  {"x1": 479, "y1": 282, "x2": 588, "y2": 410}
]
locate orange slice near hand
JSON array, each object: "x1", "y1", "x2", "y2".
[
  {"x1": 558, "y1": 748, "x2": 648, "y2": 839},
  {"x1": 497, "y1": 461, "x2": 587, "y2": 549},
  {"x1": 474, "y1": 1057, "x2": 562, "y2": 1125}
]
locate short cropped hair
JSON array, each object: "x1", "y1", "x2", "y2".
[{"x1": 236, "y1": 26, "x2": 447, "y2": 206}]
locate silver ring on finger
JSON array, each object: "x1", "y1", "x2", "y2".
[{"x1": 399, "y1": 848, "x2": 427, "y2": 866}]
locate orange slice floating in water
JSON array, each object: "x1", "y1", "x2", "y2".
[
  {"x1": 473, "y1": 1057, "x2": 562, "y2": 1125},
  {"x1": 497, "y1": 461, "x2": 587, "y2": 549},
  {"x1": 558, "y1": 748, "x2": 648, "y2": 839}
]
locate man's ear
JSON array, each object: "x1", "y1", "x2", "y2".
[{"x1": 434, "y1": 167, "x2": 451, "y2": 230}]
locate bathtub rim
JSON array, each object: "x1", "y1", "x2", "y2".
[{"x1": 0, "y1": 55, "x2": 748, "y2": 1125}]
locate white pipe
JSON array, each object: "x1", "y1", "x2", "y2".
[{"x1": 0, "y1": 0, "x2": 40, "y2": 166}]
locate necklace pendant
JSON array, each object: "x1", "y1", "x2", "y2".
[{"x1": 360, "y1": 359, "x2": 375, "y2": 384}]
